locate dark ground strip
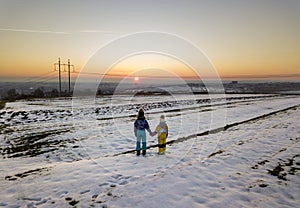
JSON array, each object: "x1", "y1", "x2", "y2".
[
  {"x1": 1, "y1": 128, "x2": 71, "y2": 158},
  {"x1": 96, "y1": 95, "x2": 280, "y2": 120},
  {"x1": 5, "y1": 167, "x2": 52, "y2": 181}
]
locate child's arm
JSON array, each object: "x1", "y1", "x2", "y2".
[
  {"x1": 166, "y1": 125, "x2": 168, "y2": 138},
  {"x1": 134, "y1": 127, "x2": 137, "y2": 137},
  {"x1": 151, "y1": 125, "x2": 160, "y2": 137},
  {"x1": 145, "y1": 120, "x2": 153, "y2": 135},
  {"x1": 134, "y1": 121, "x2": 137, "y2": 137}
]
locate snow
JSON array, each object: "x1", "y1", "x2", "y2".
[{"x1": 0, "y1": 94, "x2": 300, "y2": 207}]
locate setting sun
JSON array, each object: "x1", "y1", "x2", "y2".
[{"x1": 134, "y1": 77, "x2": 139, "y2": 81}]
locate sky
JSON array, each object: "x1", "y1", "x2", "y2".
[{"x1": 0, "y1": 0, "x2": 299, "y2": 82}]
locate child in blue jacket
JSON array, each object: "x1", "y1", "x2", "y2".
[{"x1": 134, "y1": 108, "x2": 153, "y2": 156}]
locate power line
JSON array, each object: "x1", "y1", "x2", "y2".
[{"x1": 22, "y1": 71, "x2": 56, "y2": 83}]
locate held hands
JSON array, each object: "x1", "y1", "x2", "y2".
[{"x1": 150, "y1": 132, "x2": 156, "y2": 137}]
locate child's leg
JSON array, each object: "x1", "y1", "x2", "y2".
[
  {"x1": 136, "y1": 141, "x2": 141, "y2": 150},
  {"x1": 162, "y1": 135, "x2": 167, "y2": 153},
  {"x1": 140, "y1": 130, "x2": 146, "y2": 150},
  {"x1": 137, "y1": 130, "x2": 147, "y2": 153},
  {"x1": 158, "y1": 134, "x2": 164, "y2": 154},
  {"x1": 136, "y1": 130, "x2": 142, "y2": 151}
]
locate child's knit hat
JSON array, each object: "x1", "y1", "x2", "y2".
[
  {"x1": 160, "y1": 115, "x2": 166, "y2": 123},
  {"x1": 138, "y1": 108, "x2": 145, "y2": 118}
]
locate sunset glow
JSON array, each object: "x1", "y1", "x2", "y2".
[{"x1": 0, "y1": 1, "x2": 299, "y2": 81}]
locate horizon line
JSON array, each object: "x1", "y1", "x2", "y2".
[{"x1": 1, "y1": 72, "x2": 300, "y2": 80}]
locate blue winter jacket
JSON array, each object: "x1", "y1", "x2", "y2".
[{"x1": 134, "y1": 118, "x2": 151, "y2": 136}]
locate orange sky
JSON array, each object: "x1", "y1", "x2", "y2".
[{"x1": 0, "y1": 1, "x2": 299, "y2": 81}]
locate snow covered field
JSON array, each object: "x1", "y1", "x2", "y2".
[{"x1": 0, "y1": 94, "x2": 299, "y2": 207}]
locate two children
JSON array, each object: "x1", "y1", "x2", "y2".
[{"x1": 134, "y1": 108, "x2": 168, "y2": 156}]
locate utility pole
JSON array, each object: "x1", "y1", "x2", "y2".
[
  {"x1": 58, "y1": 58, "x2": 62, "y2": 96},
  {"x1": 68, "y1": 59, "x2": 71, "y2": 94},
  {"x1": 54, "y1": 58, "x2": 75, "y2": 96}
]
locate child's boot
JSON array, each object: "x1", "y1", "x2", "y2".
[
  {"x1": 136, "y1": 150, "x2": 140, "y2": 156},
  {"x1": 142, "y1": 142, "x2": 147, "y2": 156}
]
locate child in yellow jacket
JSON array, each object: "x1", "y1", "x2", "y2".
[{"x1": 152, "y1": 115, "x2": 168, "y2": 154}]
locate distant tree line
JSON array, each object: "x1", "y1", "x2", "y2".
[
  {"x1": 0, "y1": 100, "x2": 5, "y2": 109},
  {"x1": 2, "y1": 88, "x2": 71, "y2": 101}
]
